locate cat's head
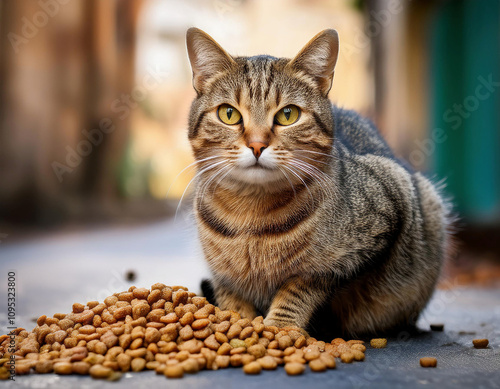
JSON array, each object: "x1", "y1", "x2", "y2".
[{"x1": 186, "y1": 28, "x2": 339, "y2": 191}]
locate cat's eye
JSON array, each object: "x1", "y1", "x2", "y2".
[
  {"x1": 274, "y1": 105, "x2": 300, "y2": 126},
  {"x1": 217, "y1": 104, "x2": 242, "y2": 125}
]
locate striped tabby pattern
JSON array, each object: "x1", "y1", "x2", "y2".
[{"x1": 185, "y1": 28, "x2": 452, "y2": 337}]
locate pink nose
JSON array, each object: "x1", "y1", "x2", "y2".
[{"x1": 248, "y1": 142, "x2": 267, "y2": 159}]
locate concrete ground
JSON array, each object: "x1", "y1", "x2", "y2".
[{"x1": 0, "y1": 215, "x2": 499, "y2": 388}]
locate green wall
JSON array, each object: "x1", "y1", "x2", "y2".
[{"x1": 431, "y1": 0, "x2": 500, "y2": 224}]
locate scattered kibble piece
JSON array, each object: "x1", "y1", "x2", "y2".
[
  {"x1": 0, "y1": 284, "x2": 369, "y2": 381},
  {"x1": 309, "y1": 358, "x2": 327, "y2": 372},
  {"x1": 243, "y1": 361, "x2": 262, "y2": 375},
  {"x1": 319, "y1": 353, "x2": 336, "y2": 369},
  {"x1": 351, "y1": 350, "x2": 365, "y2": 361},
  {"x1": 420, "y1": 357, "x2": 437, "y2": 368},
  {"x1": 285, "y1": 362, "x2": 306, "y2": 376},
  {"x1": 430, "y1": 324, "x2": 444, "y2": 332},
  {"x1": 351, "y1": 344, "x2": 366, "y2": 352},
  {"x1": 340, "y1": 352, "x2": 354, "y2": 364},
  {"x1": 89, "y1": 364, "x2": 112, "y2": 379},
  {"x1": 472, "y1": 339, "x2": 489, "y2": 349},
  {"x1": 164, "y1": 364, "x2": 184, "y2": 378},
  {"x1": 257, "y1": 356, "x2": 277, "y2": 370},
  {"x1": 53, "y1": 362, "x2": 72, "y2": 375},
  {"x1": 370, "y1": 338, "x2": 387, "y2": 349}
]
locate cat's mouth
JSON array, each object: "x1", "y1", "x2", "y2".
[
  {"x1": 231, "y1": 162, "x2": 283, "y2": 185},
  {"x1": 249, "y1": 161, "x2": 273, "y2": 170}
]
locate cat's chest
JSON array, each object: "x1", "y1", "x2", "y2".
[
  {"x1": 206, "y1": 234, "x2": 306, "y2": 305},
  {"x1": 201, "y1": 231, "x2": 305, "y2": 281},
  {"x1": 196, "y1": 193, "x2": 320, "y2": 296}
]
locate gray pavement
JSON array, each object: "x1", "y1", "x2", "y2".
[{"x1": 0, "y1": 215, "x2": 499, "y2": 388}]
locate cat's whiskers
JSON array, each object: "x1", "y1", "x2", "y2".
[
  {"x1": 198, "y1": 161, "x2": 236, "y2": 204},
  {"x1": 212, "y1": 164, "x2": 237, "y2": 194},
  {"x1": 289, "y1": 157, "x2": 347, "y2": 206},
  {"x1": 292, "y1": 157, "x2": 332, "y2": 181},
  {"x1": 175, "y1": 160, "x2": 228, "y2": 221},
  {"x1": 166, "y1": 155, "x2": 222, "y2": 199},
  {"x1": 287, "y1": 158, "x2": 338, "y2": 204},
  {"x1": 198, "y1": 152, "x2": 244, "y2": 206},
  {"x1": 300, "y1": 159, "x2": 347, "y2": 204},
  {"x1": 198, "y1": 162, "x2": 231, "y2": 201},
  {"x1": 294, "y1": 149, "x2": 332, "y2": 158},
  {"x1": 294, "y1": 149, "x2": 348, "y2": 163},
  {"x1": 276, "y1": 166, "x2": 297, "y2": 199},
  {"x1": 290, "y1": 160, "x2": 328, "y2": 202},
  {"x1": 294, "y1": 154, "x2": 329, "y2": 165},
  {"x1": 280, "y1": 163, "x2": 314, "y2": 206}
]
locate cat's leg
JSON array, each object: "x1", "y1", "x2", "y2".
[
  {"x1": 264, "y1": 277, "x2": 329, "y2": 330},
  {"x1": 213, "y1": 283, "x2": 257, "y2": 319}
]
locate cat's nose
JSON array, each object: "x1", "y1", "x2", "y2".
[{"x1": 248, "y1": 142, "x2": 268, "y2": 159}]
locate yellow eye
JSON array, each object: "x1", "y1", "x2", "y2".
[
  {"x1": 217, "y1": 104, "x2": 242, "y2": 125},
  {"x1": 274, "y1": 105, "x2": 300, "y2": 126}
]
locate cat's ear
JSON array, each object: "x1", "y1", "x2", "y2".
[
  {"x1": 186, "y1": 28, "x2": 236, "y2": 94},
  {"x1": 288, "y1": 29, "x2": 339, "y2": 96}
]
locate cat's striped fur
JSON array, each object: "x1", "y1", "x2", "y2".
[{"x1": 186, "y1": 28, "x2": 452, "y2": 337}]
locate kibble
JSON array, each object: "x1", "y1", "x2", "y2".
[
  {"x1": 89, "y1": 364, "x2": 112, "y2": 379},
  {"x1": 229, "y1": 338, "x2": 246, "y2": 349},
  {"x1": 319, "y1": 353, "x2": 336, "y2": 369},
  {"x1": 15, "y1": 361, "x2": 33, "y2": 375},
  {"x1": 72, "y1": 361, "x2": 91, "y2": 375},
  {"x1": 230, "y1": 354, "x2": 243, "y2": 367},
  {"x1": 285, "y1": 362, "x2": 306, "y2": 376},
  {"x1": 247, "y1": 344, "x2": 266, "y2": 358},
  {"x1": 0, "y1": 284, "x2": 372, "y2": 381},
  {"x1": 370, "y1": 338, "x2": 387, "y2": 349},
  {"x1": 278, "y1": 335, "x2": 293, "y2": 350},
  {"x1": 340, "y1": 352, "x2": 354, "y2": 364},
  {"x1": 351, "y1": 344, "x2": 366, "y2": 352},
  {"x1": 419, "y1": 357, "x2": 437, "y2": 367},
  {"x1": 131, "y1": 358, "x2": 146, "y2": 372},
  {"x1": 182, "y1": 358, "x2": 199, "y2": 374},
  {"x1": 257, "y1": 355, "x2": 277, "y2": 370},
  {"x1": 35, "y1": 360, "x2": 53, "y2": 374},
  {"x1": 53, "y1": 362, "x2": 73, "y2": 375},
  {"x1": 472, "y1": 339, "x2": 489, "y2": 349},
  {"x1": 309, "y1": 358, "x2": 327, "y2": 372},
  {"x1": 303, "y1": 346, "x2": 321, "y2": 361},
  {"x1": 217, "y1": 342, "x2": 232, "y2": 355},
  {"x1": 243, "y1": 361, "x2": 262, "y2": 374},
  {"x1": 241, "y1": 354, "x2": 256, "y2": 365}
]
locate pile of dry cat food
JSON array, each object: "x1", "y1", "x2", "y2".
[{"x1": 0, "y1": 284, "x2": 370, "y2": 380}]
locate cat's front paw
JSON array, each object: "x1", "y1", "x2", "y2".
[
  {"x1": 237, "y1": 305, "x2": 257, "y2": 320},
  {"x1": 263, "y1": 318, "x2": 309, "y2": 337},
  {"x1": 263, "y1": 317, "x2": 288, "y2": 328}
]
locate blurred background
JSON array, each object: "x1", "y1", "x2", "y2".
[{"x1": 0, "y1": 0, "x2": 499, "y2": 297}]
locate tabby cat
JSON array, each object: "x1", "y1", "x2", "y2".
[{"x1": 185, "y1": 27, "x2": 452, "y2": 338}]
